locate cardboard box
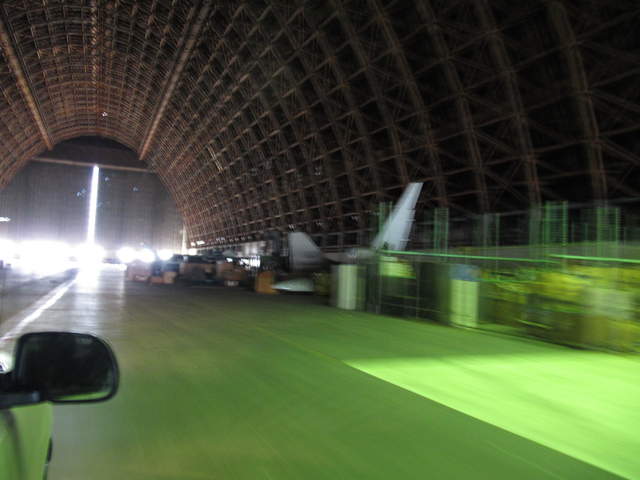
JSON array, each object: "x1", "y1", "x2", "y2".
[
  {"x1": 255, "y1": 271, "x2": 278, "y2": 294},
  {"x1": 216, "y1": 261, "x2": 234, "y2": 277},
  {"x1": 127, "y1": 262, "x2": 151, "y2": 281},
  {"x1": 223, "y1": 269, "x2": 246, "y2": 282},
  {"x1": 180, "y1": 262, "x2": 208, "y2": 281},
  {"x1": 163, "y1": 271, "x2": 177, "y2": 284}
]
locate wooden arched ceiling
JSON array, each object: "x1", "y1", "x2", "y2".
[{"x1": 0, "y1": 0, "x2": 638, "y2": 247}]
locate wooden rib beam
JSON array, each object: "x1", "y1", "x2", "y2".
[
  {"x1": 0, "y1": 13, "x2": 53, "y2": 150},
  {"x1": 139, "y1": 0, "x2": 213, "y2": 161},
  {"x1": 548, "y1": 1, "x2": 607, "y2": 200},
  {"x1": 33, "y1": 156, "x2": 151, "y2": 173},
  {"x1": 417, "y1": 1, "x2": 490, "y2": 212},
  {"x1": 476, "y1": 0, "x2": 541, "y2": 206}
]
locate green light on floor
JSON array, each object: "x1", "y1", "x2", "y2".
[
  {"x1": 380, "y1": 249, "x2": 558, "y2": 264},
  {"x1": 549, "y1": 254, "x2": 640, "y2": 264},
  {"x1": 347, "y1": 351, "x2": 640, "y2": 479}
]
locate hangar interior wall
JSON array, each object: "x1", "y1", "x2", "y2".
[
  {"x1": 0, "y1": 162, "x2": 182, "y2": 252},
  {"x1": 0, "y1": 162, "x2": 91, "y2": 244},
  {"x1": 96, "y1": 168, "x2": 182, "y2": 252}
]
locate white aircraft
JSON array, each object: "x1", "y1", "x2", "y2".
[{"x1": 274, "y1": 182, "x2": 423, "y2": 292}]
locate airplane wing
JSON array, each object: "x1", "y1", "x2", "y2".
[
  {"x1": 288, "y1": 232, "x2": 326, "y2": 271},
  {"x1": 370, "y1": 182, "x2": 423, "y2": 251}
]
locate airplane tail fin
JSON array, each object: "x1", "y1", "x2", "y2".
[
  {"x1": 371, "y1": 182, "x2": 423, "y2": 251},
  {"x1": 288, "y1": 232, "x2": 325, "y2": 272}
]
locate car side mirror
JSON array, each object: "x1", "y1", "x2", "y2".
[{"x1": 12, "y1": 332, "x2": 118, "y2": 403}]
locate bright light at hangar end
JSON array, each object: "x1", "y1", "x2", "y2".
[
  {"x1": 87, "y1": 165, "x2": 100, "y2": 244},
  {"x1": 157, "y1": 249, "x2": 173, "y2": 261}
]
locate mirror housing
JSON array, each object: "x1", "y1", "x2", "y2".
[{"x1": 11, "y1": 332, "x2": 119, "y2": 404}]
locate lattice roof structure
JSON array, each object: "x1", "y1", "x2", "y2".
[{"x1": 0, "y1": 0, "x2": 638, "y2": 247}]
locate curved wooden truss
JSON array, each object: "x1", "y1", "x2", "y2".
[{"x1": 0, "y1": 0, "x2": 637, "y2": 247}]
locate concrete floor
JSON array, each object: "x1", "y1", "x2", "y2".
[
  {"x1": 0, "y1": 267, "x2": 73, "y2": 322},
  {"x1": 2, "y1": 267, "x2": 637, "y2": 479}
]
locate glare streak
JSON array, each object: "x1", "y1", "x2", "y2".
[{"x1": 87, "y1": 165, "x2": 100, "y2": 244}]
